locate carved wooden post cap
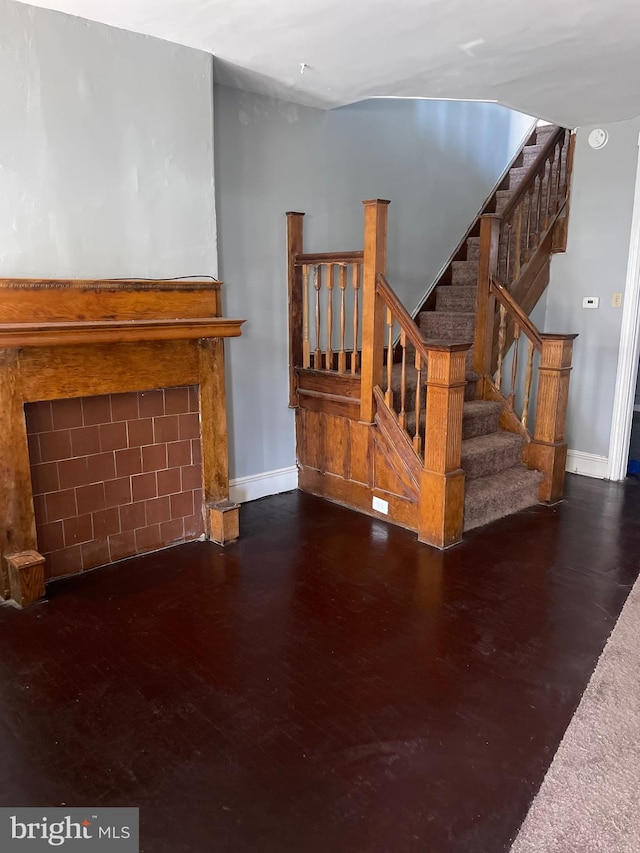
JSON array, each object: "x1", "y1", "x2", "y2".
[{"x1": 5, "y1": 550, "x2": 46, "y2": 608}]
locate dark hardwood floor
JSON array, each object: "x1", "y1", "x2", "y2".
[{"x1": 1, "y1": 474, "x2": 638, "y2": 852}]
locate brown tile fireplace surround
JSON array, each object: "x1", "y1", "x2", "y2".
[{"x1": 0, "y1": 278, "x2": 244, "y2": 608}]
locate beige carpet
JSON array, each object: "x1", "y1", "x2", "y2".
[{"x1": 510, "y1": 577, "x2": 640, "y2": 852}]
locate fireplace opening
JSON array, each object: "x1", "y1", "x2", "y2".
[{"x1": 25, "y1": 386, "x2": 204, "y2": 580}]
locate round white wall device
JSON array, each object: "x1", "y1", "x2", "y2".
[{"x1": 588, "y1": 128, "x2": 609, "y2": 149}]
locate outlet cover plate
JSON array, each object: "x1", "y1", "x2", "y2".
[{"x1": 372, "y1": 496, "x2": 389, "y2": 514}]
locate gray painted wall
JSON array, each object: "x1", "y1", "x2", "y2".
[
  {"x1": 0, "y1": 0, "x2": 217, "y2": 278},
  {"x1": 214, "y1": 85, "x2": 533, "y2": 479},
  {"x1": 546, "y1": 118, "x2": 640, "y2": 459}
]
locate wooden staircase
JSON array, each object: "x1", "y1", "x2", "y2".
[{"x1": 287, "y1": 124, "x2": 577, "y2": 549}]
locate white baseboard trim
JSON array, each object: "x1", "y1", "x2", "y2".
[
  {"x1": 565, "y1": 449, "x2": 609, "y2": 480},
  {"x1": 230, "y1": 465, "x2": 298, "y2": 504}
]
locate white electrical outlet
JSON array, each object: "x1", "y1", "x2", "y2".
[
  {"x1": 612, "y1": 292, "x2": 623, "y2": 308},
  {"x1": 372, "y1": 496, "x2": 389, "y2": 515},
  {"x1": 582, "y1": 296, "x2": 599, "y2": 309}
]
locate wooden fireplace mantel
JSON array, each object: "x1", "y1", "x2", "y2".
[{"x1": 0, "y1": 278, "x2": 245, "y2": 608}]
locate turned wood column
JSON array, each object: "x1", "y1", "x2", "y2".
[
  {"x1": 0, "y1": 350, "x2": 44, "y2": 606},
  {"x1": 473, "y1": 215, "x2": 501, "y2": 383},
  {"x1": 286, "y1": 211, "x2": 305, "y2": 408},
  {"x1": 527, "y1": 333, "x2": 578, "y2": 503},
  {"x1": 360, "y1": 199, "x2": 390, "y2": 423},
  {"x1": 418, "y1": 342, "x2": 471, "y2": 549},
  {"x1": 199, "y1": 338, "x2": 239, "y2": 544}
]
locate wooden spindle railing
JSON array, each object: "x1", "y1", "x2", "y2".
[
  {"x1": 497, "y1": 127, "x2": 570, "y2": 291},
  {"x1": 376, "y1": 272, "x2": 472, "y2": 547},
  {"x1": 475, "y1": 128, "x2": 575, "y2": 382},
  {"x1": 489, "y1": 275, "x2": 577, "y2": 502},
  {"x1": 286, "y1": 221, "x2": 365, "y2": 377}
]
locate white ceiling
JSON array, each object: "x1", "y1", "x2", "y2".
[{"x1": 13, "y1": 0, "x2": 640, "y2": 126}]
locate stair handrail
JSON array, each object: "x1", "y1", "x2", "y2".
[
  {"x1": 500, "y1": 126, "x2": 567, "y2": 223},
  {"x1": 376, "y1": 273, "x2": 434, "y2": 363},
  {"x1": 295, "y1": 251, "x2": 364, "y2": 264},
  {"x1": 495, "y1": 128, "x2": 574, "y2": 293},
  {"x1": 490, "y1": 276, "x2": 542, "y2": 352}
]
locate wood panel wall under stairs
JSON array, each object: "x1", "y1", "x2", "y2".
[{"x1": 295, "y1": 371, "x2": 420, "y2": 532}]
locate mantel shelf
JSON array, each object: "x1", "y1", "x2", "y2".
[{"x1": 0, "y1": 317, "x2": 245, "y2": 348}]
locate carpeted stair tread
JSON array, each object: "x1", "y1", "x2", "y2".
[
  {"x1": 463, "y1": 465, "x2": 543, "y2": 531},
  {"x1": 461, "y1": 431, "x2": 524, "y2": 480},
  {"x1": 435, "y1": 285, "x2": 477, "y2": 313}
]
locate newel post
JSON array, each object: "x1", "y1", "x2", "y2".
[
  {"x1": 473, "y1": 215, "x2": 501, "y2": 383},
  {"x1": 527, "y1": 333, "x2": 578, "y2": 503},
  {"x1": 417, "y1": 342, "x2": 471, "y2": 549},
  {"x1": 287, "y1": 211, "x2": 305, "y2": 408},
  {"x1": 360, "y1": 199, "x2": 390, "y2": 423}
]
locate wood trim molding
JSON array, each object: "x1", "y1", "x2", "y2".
[
  {"x1": 0, "y1": 318, "x2": 244, "y2": 348},
  {"x1": 608, "y1": 133, "x2": 640, "y2": 480}
]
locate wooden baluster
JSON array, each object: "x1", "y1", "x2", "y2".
[
  {"x1": 504, "y1": 221, "x2": 512, "y2": 284},
  {"x1": 496, "y1": 303, "x2": 507, "y2": 390},
  {"x1": 544, "y1": 152, "x2": 555, "y2": 230},
  {"x1": 513, "y1": 202, "x2": 523, "y2": 281},
  {"x1": 360, "y1": 199, "x2": 390, "y2": 423},
  {"x1": 526, "y1": 334, "x2": 578, "y2": 503},
  {"x1": 286, "y1": 210, "x2": 304, "y2": 406},
  {"x1": 534, "y1": 172, "x2": 544, "y2": 245},
  {"x1": 552, "y1": 132, "x2": 575, "y2": 254},
  {"x1": 338, "y1": 264, "x2": 347, "y2": 373},
  {"x1": 399, "y1": 330, "x2": 407, "y2": 430},
  {"x1": 413, "y1": 350, "x2": 423, "y2": 456},
  {"x1": 473, "y1": 214, "x2": 501, "y2": 378},
  {"x1": 302, "y1": 265, "x2": 311, "y2": 368},
  {"x1": 325, "y1": 263, "x2": 334, "y2": 369},
  {"x1": 524, "y1": 184, "x2": 535, "y2": 262},
  {"x1": 521, "y1": 338, "x2": 535, "y2": 430},
  {"x1": 509, "y1": 323, "x2": 520, "y2": 408},
  {"x1": 314, "y1": 265, "x2": 322, "y2": 369},
  {"x1": 351, "y1": 263, "x2": 360, "y2": 374},
  {"x1": 418, "y1": 343, "x2": 471, "y2": 549},
  {"x1": 385, "y1": 307, "x2": 394, "y2": 407},
  {"x1": 555, "y1": 136, "x2": 565, "y2": 211}
]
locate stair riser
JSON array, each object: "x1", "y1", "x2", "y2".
[
  {"x1": 462, "y1": 410, "x2": 501, "y2": 440},
  {"x1": 403, "y1": 398, "x2": 499, "y2": 442},
  {"x1": 462, "y1": 438, "x2": 523, "y2": 480},
  {"x1": 466, "y1": 238, "x2": 480, "y2": 262},
  {"x1": 420, "y1": 313, "x2": 475, "y2": 341},
  {"x1": 463, "y1": 474, "x2": 541, "y2": 531},
  {"x1": 451, "y1": 262, "x2": 479, "y2": 287},
  {"x1": 435, "y1": 288, "x2": 477, "y2": 313}
]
